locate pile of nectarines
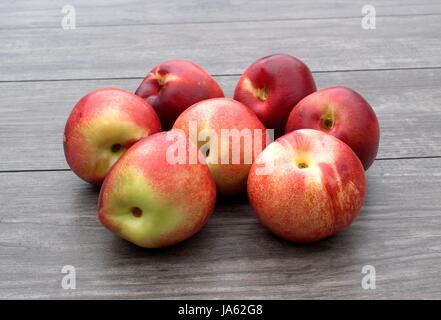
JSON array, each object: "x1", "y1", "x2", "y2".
[{"x1": 64, "y1": 54, "x2": 379, "y2": 248}]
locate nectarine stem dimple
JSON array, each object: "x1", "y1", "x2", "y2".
[
  {"x1": 297, "y1": 162, "x2": 308, "y2": 169},
  {"x1": 321, "y1": 107, "x2": 335, "y2": 130},
  {"x1": 322, "y1": 118, "x2": 334, "y2": 130},
  {"x1": 111, "y1": 144, "x2": 122, "y2": 153},
  {"x1": 255, "y1": 86, "x2": 269, "y2": 101},
  {"x1": 152, "y1": 71, "x2": 171, "y2": 88},
  {"x1": 131, "y1": 207, "x2": 143, "y2": 218}
]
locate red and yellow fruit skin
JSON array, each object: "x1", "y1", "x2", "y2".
[
  {"x1": 63, "y1": 88, "x2": 162, "y2": 185},
  {"x1": 135, "y1": 60, "x2": 224, "y2": 129},
  {"x1": 285, "y1": 86, "x2": 380, "y2": 170},
  {"x1": 173, "y1": 98, "x2": 268, "y2": 195},
  {"x1": 98, "y1": 131, "x2": 216, "y2": 248},
  {"x1": 247, "y1": 129, "x2": 366, "y2": 243},
  {"x1": 234, "y1": 54, "x2": 316, "y2": 136}
]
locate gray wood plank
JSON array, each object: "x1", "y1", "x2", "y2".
[
  {"x1": 1, "y1": 0, "x2": 441, "y2": 29},
  {"x1": 0, "y1": 157, "x2": 440, "y2": 299},
  {"x1": 1, "y1": 68, "x2": 441, "y2": 172},
  {"x1": 1, "y1": 15, "x2": 440, "y2": 81}
]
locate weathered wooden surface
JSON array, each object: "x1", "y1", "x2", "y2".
[
  {"x1": 1, "y1": 0, "x2": 441, "y2": 299},
  {"x1": 1, "y1": 15, "x2": 441, "y2": 81},
  {"x1": 0, "y1": 158, "x2": 440, "y2": 299},
  {"x1": 2, "y1": 0, "x2": 441, "y2": 29}
]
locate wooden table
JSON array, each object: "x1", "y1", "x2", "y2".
[{"x1": 1, "y1": 0, "x2": 441, "y2": 299}]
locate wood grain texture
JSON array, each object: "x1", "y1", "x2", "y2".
[
  {"x1": 1, "y1": 14, "x2": 441, "y2": 81},
  {"x1": 0, "y1": 158, "x2": 440, "y2": 299},
  {"x1": 1, "y1": 68, "x2": 441, "y2": 172},
  {"x1": 1, "y1": 0, "x2": 441, "y2": 29}
]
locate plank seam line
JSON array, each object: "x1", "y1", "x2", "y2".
[
  {"x1": 1, "y1": 67, "x2": 441, "y2": 84},
  {"x1": 376, "y1": 155, "x2": 441, "y2": 161},
  {"x1": 2, "y1": 12, "x2": 441, "y2": 31},
  {"x1": 1, "y1": 156, "x2": 440, "y2": 174}
]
